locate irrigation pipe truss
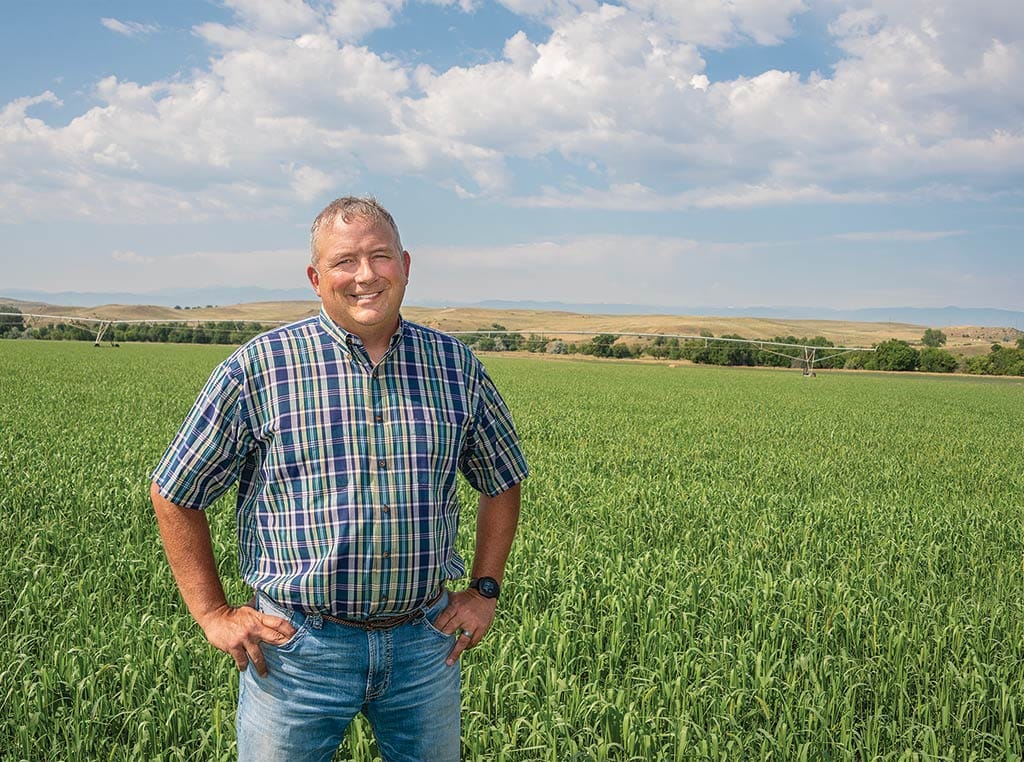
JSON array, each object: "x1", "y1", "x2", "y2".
[
  {"x1": 447, "y1": 330, "x2": 876, "y2": 369},
  {"x1": 1, "y1": 313, "x2": 876, "y2": 369},
  {"x1": 0, "y1": 312, "x2": 290, "y2": 345}
]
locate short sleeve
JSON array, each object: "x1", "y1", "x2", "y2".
[
  {"x1": 151, "y1": 361, "x2": 250, "y2": 510},
  {"x1": 458, "y1": 368, "x2": 529, "y2": 496}
]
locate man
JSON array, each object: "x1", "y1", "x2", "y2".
[{"x1": 151, "y1": 196, "x2": 528, "y2": 761}]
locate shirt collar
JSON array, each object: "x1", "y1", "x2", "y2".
[{"x1": 317, "y1": 307, "x2": 406, "y2": 358}]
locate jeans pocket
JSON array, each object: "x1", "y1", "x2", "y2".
[
  {"x1": 418, "y1": 591, "x2": 456, "y2": 642},
  {"x1": 255, "y1": 592, "x2": 310, "y2": 653}
]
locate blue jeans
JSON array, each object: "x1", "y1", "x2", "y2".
[{"x1": 237, "y1": 591, "x2": 461, "y2": 761}]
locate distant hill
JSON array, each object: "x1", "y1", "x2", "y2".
[
  {"x1": 3, "y1": 289, "x2": 1021, "y2": 330},
  {"x1": 0, "y1": 287, "x2": 314, "y2": 309},
  {"x1": 3, "y1": 296, "x2": 1020, "y2": 353},
  {"x1": 462, "y1": 300, "x2": 1024, "y2": 330}
]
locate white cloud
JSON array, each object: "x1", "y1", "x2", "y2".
[
  {"x1": 220, "y1": 0, "x2": 320, "y2": 36},
  {"x1": 285, "y1": 164, "x2": 338, "y2": 201},
  {"x1": 412, "y1": 3, "x2": 710, "y2": 188},
  {"x1": 112, "y1": 250, "x2": 155, "y2": 264},
  {"x1": 831, "y1": 229, "x2": 966, "y2": 242},
  {"x1": 3, "y1": 0, "x2": 1023, "y2": 221},
  {"x1": 510, "y1": 181, "x2": 890, "y2": 210},
  {"x1": 100, "y1": 18, "x2": 159, "y2": 37},
  {"x1": 325, "y1": 0, "x2": 404, "y2": 42},
  {"x1": 621, "y1": 0, "x2": 806, "y2": 48},
  {"x1": 689, "y1": 74, "x2": 709, "y2": 91}
]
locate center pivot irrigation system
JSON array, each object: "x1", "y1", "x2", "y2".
[
  {"x1": 449, "y1": 329, "x2": 876, "y2": 373},
  {"x1": 0, "y1": 312, "x2": 289, "y2": 346},
  {"x1": 1, "y1": 313, "x2": 876, "y2": 372}
]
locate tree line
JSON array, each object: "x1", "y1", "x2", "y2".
[
  {"x1": 457, "y1": 324, "x2": 1024, "y2": 377},
  {"x1": 0, "y1": 308, "x2": 269, "y2": 345},
  {"x1": 3, "y1": 307, "x2": 1022, "y2": 376}
]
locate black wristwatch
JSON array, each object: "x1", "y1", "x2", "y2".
[{"x1": 469, "y1": 577, "x2": 500, "y2": 600}]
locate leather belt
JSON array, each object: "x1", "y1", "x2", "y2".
[{"x1": 317, "y1": 587, "x2": 445, "y2": 631}]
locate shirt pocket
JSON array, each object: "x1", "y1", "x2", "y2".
[{"x1": 406, "y1": 405, "x2": 466, "y2": 477}]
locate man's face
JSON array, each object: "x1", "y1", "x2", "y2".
[{"x1": 307, "y1": 215, "x2": 411, "y2": 343}]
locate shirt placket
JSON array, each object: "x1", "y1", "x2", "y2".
[{"x1": 367, "y1": 361, "x2": 394, "y2": 616}]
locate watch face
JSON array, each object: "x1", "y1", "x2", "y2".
[{"x1": 476, "y1": 578, "x2": 500, "y2": 598}]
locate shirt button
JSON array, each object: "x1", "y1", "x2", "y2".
[
  {"x1": 381, "y1": 595, "x2": 388, "y2": 602},
  {"x1": 377, "y1": 459, "x2": 387, "y2": 469},
  {"x1": 382, "y1": 504, "x2": 390, "y2": 513},
  {"x1": 374, "y1": 415, "x2": 383, "y2": 423},
  {"x1": 382, "y1": 551, "x2": 390, "y2": 559}
]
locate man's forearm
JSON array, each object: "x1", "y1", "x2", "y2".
[
  {"x1": 471, "y1": 483, "x2": 521, "y2": 583},
  {"x1": 151, "y1": 482, "x2": 295, "y2": 675},
  {"x1": 150, "y1": 481, "x2": 230, "y2": 627},
  {"x1": 434, "y1": 482, "x2": 521, "y2": 664}
]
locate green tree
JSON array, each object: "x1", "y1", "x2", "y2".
[
  {"x1": 646, "y1": 336, "x2": 669, "y2": 359},
  {"x1": 524, "y1": 334, "x2": 548, "y2": 353},
  {"x1": 702, "y1": 335, "x2": 754, "y2": 366},
  {"x1": 921, "y1": 328, "x2": 947, "y2": 347},
  {"x1": 874, "y1": 339, "x2": 919, "y2": 371},
  {"x1": 918, "y1": 347, "x2": 958, "y2": 373},
  {"x1": 0, "y1": 305, "x2": 26, "y2": 338},
  {"x1": 844, "y1": 352, "x2": 868, "y2": 370},
  {"x1": 590, "y1": 334, "x2": 617, "y2": 358},
  {"x1": 754, "y1": 336, "x2": 797, "y2": 368},
  {"x1": 546, "y1": 340, "x2": 567, "y2": 354},
  {"x1": 987, "y1": 344, "x2": 1024, "y2": 376},
  {"x1": 965, "y1": 355, "x2": 992, "y2": 375}
]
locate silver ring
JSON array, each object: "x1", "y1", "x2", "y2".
[{"x1": 460, "y1": 630, "x2": 473, "y2": 638}]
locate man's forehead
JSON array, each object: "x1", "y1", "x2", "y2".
[
  {"x1": 324, "y1": 216, "x2": 399, "y2": 247},
  {"x1": 330, "y1": 213, "x2": 389, "y2": 233}
]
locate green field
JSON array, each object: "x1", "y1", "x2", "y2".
[{"x1": 2, "y1": 340, "x2": 1023, "y2": 760}]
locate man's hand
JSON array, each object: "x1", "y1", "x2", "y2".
[
  {"x1": 433, "y1": 589, "x2": 498, "y2": 666},
  {"x1": 198, "y1": 603, "x2": 297, "y2": 677}
]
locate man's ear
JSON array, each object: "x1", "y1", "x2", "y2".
[
  {"x1": 402, "y1": 250, "x2": 411, "y2": 282},
  {"x1": 306, "y1": 264, "x2": 321, "y2": 296}
]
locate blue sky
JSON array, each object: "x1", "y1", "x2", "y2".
[{"x1": 1, "y1": 0, "x2": 1022, "y2": 310}]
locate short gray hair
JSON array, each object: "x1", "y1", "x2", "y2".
[{"x1": 309, "y1": 196, "x2": 403, "y2": 264}]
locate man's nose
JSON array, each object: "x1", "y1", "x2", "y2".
[{"x1": 354, "y1": 256, "x2": 377, "y2": 283}]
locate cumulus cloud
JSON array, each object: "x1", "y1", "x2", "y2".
[
  {"x1": 621, "y1": 0, "x2": 806, "y2": 48},
  {"x1": 321, "y1": 0, "x2": 398, "y2": 41},
  {"x1": 100, "y1": 18, "x2": 159, "y2": 37},
  {"x1": 220, "y1": 0, "x2": 320, "y2": 36},
  {"x1": 3, "y1": 0, "x2": 1023, "y2": 221},
  {"x1": 285, "y1": 163, "x2": 338, "y2": 201}
]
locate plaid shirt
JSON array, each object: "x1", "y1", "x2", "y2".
[{"x1": 152, "y1": 310, "x2": 528, "y2": 619}]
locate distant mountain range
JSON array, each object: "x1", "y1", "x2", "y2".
[
  {"x1": 2, "y1": 288, "x2": 1022, "y2": 329},
  {"x1": 465, "y1": 300, "x2": 1024, "y2": 329}
]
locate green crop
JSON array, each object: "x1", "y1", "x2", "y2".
[{"x1": 2, "y1": 340, "x2": 1022, "y2": 760}]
